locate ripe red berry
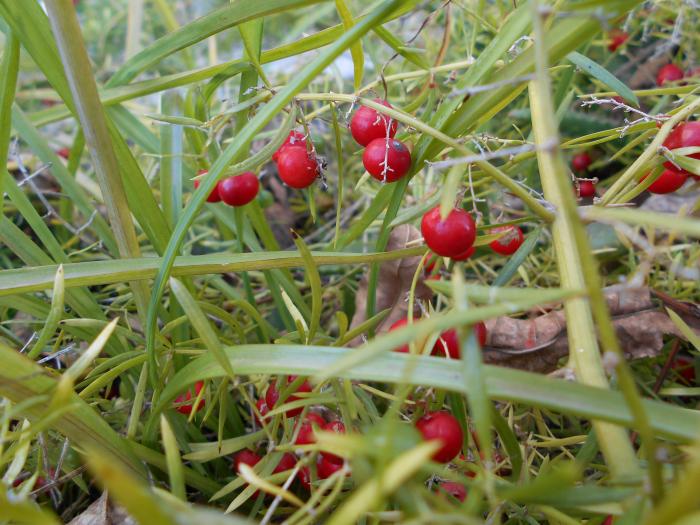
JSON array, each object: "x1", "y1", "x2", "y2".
[
  {"x1": 174, "y1": 381, "x2": 205, "y2": 415},
  {"x1": 273, "y1": 453, "x2": 297, "y2": 474},
  {"x1": 577, "y1": 180, "x2": 596, "y2": 198},
  {"x1": 194, "y1": 170, "x2": 222, "y2": 203},
  {"x1": 388, "y1": 318, "x2": 411, "y2": 353},
  {"x1": 672, "y1": 355, "x2": 696, "y2": 384},
  {"x1": 607, "y1": 29, "x2": 628, "y2": 52},
  {"x1": 645, "y1": 168, "x2": 688, "y2": 194},
  {"x1": 421, "y1": 206, "x2": 477, "y2": 258},
  {"x1": 362, "y1": 138, "x2": 412, "y2": 183},
  {"x1": 57, "y1": 147, "x2": 70, "y2": 160},
  {"x1": 602, "y1": 516, "x2": 614, "y2": 525},
  {"x1": 317, "y1": 454, "x2": 344, "y2": 479},
  {"x1": 662, "y1": 121, "x2": 700, "y2": 178},
  {"x1": 272, "y1": 131, "x2": 307, "y2": 162},
  {"x1": 218, "y1": 172, "x2": 259, "y2": 207},
  {"x1": 295, "y1": 412, "x2": 326, "y2": 445},
  {"x1": 265, "y1": 376, "x2": 312, "y2": 417},
  {"x1": 350, "y1": 99, "x2": 397, "y2": 146},
  {"x1": 572, "y1": 152, "x2": 592, "y2": 172},
  {"x1": 233, "y1": 449, "x2": 262, "y2": 473},
  {"x1": 451, "y1": 246, "x2": 475, "y2": 262},
  {"x1": 276, "y1": 146, "x2": 319, "y2": 189},
  {"x1": 432, "y1": 323, "x2": 487, "y2": 358},
  {"x1": 437, "y1": 481, "x2": 467, "y2": 502},
  {"x1": 657, "y1": 64, "x2": 684, "y2": 86},
  {"x1": 416, "y1": 411, "x2": 463, "y2": 463},
  {"x1": 489, "y1": 225, "x2": 524, "y2": 256},
  {"x1": 319, "y1": 420, "x2": 345, "y2": 464}
]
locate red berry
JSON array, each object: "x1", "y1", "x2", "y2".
[
  {"x1": 362, "y1": 138, "x2": 412, "y2": 183},
  {"x1": 295, "y1": 412, "x2": 326, "y2": 445},
  {"x1": 319, "y1": 420, "x2": 345, "y2": 464},
  {"x1": 255, "y1": 397, "x2": 269, "y2": 425},
  {"x1": 416, "y1": 411, "x2": 463, "y2": 463},
  {"x1": 489, "y1": 225, "x2": 524, "y2": 256},
  {"x1": 388, "y1": 318, "x2": 411, "y2": 353},
  {"x1": 218, "y1": 172, "x2": 259, "y2": 207},
  {"x1": 437, "y1": 481, "x2": 467, "y2": 502},
  {"x1": 607, "y1": 29, "x2": 628, "y2": 52},
  {"x1": 273, "y1": 453, "x2": 297, "y2": 474},
  {"x1": 645, "y1": 168, "x2": 687, "y2": 194},
  {"x1": 572, "y1": 152, "x2": 592, "y2": 172},
  {"x1": 350, "y1": 99, "x2": 397, "y2": 146},
  {"x1": 57, "y1": 147, "x2": 70, "y2": 160},
  {"x1": 421, "y1": 206, "x2": 477, "y2": 258},
  {"x1": 577, "y1": 180, "x2": 596, "y2": 198},
  {"x1": 603, "y1": 516, "x2": 614, "y2": 525},
  {"x1": 451, "y1": 246, "x2": 475, "y2": 262},
  {"x1": 657, "y1": 64, "x2": 684, "y2": 86},
  {"x1": 662, "y1": 121, "x2": 700, "y2": 178},
  {"x1": 233, "y1": 449, "x2": 261, "y2": 472},
  {"x1": 317, "y1": 454, "x2": 344, "y2": 479},
  {"x1": 194, "y1": 170, "x2": 222, "y2": 203},
  {"x1": 424, "y1": 255, "x2": 438, "y2": 275},
  {"x1": 272, "y1": 131, "x2": 307, "y2": 162},
  {"x1": 432, "y1": 323, "x2": 487, "y2": 358},
  {"x1": 276, "y1": 146, "x2": 319, "y2": 189},
  {"x1": 174, "y1": 381, "x2": 205, "y2": 415},
  {"x1": 672, "y1": 355, "x2": 696, "y2": 384},
  {"x1": 265, "y1": 376, "x2": 312, "y2": 417}
]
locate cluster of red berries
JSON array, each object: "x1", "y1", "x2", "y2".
[
  {"x1": 195, "y1": 169, "x2": 260, "y2": 206},
  {"x1": 572, "y1": 152, "x2": 597, "y2": 199},
  {"x1": 350, "y1": 99, "x2": 412, "y2": 183},
  {"x1": 644, "y1": 120, "x2": 700, "y2": 194}
]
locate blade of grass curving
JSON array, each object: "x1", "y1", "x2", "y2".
[
  {"x1": 335, "y1": 0, "x2": 364, "y2": 91},
  {"x1": 27, "y1": 266, "x2": 64, "y2": 360},
  {"x1": 143, "y1": 0, "x2": 407, "y2": 391},
  {"x1": 160, "y1": 415, "x2": 186, "y2": 501},
  {"x1": 566, "y1": 52, "x2": 638, "y2": 107},
  {"x1": 493, "y1": 227, "x2": 542, "y2": 287},
  {"x1": 292, "y1": 233, "x2": 322, "y2": 342},
  {"x1": 44, "y1": 0, "x2": 150, "y2": 321},
  {"x1": 0, "y1": 489, "x2": 60, "y2": 525},
  {"x1": 0, "y1": 29, "x2": 19, "y2": 218},
  {"x1": 156, "y1": 343, "x2": 700, "y2": 444}
]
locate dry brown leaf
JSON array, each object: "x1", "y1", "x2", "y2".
[
  {"x1": 68, "y1": 492, "x2": 135, "y2": 525},
  {"x1": 483, "y1": 287, "x2": 700, "y2": 373},
  {"x1": 348, "y1": 224, "x2": 433, "y2": 345}
]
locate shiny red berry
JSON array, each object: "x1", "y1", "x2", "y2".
[
  {"x1": 194, "y1": 170, "x2": 221, "y2": 203},
  {"x1": 437, "y1": 481, "x2": 467, "y2": 502},
  {"x1": 350, "y1": 99, "x2": 397, "y2": 146},
  {"x1": 265, "y1": 376, "x2": 312, "y2": 417},
  {"x1": 319, "y1": 420, "x2": 345, "y2": 464},
  {"x1": 362, "y1": 138, "x2": 411, "y2": 182},
  {"x1": 273, "y1": 453, "x2": 297, "y2": 474},
  {"x1": 57, "y1": 147, "x2": 70, "y2": 160},
  {"x1": 421, "y1": 206, "x2": 476, "y2": 258},
  {"x1": 295, "y1": 412, "x2": 326, "y2": 445},
  {"x1": 577, "y1": 180, "x2": 596, "y2": 198},
  {"x1": 432, "y1": 323, "x2": 487, "y2": 358},
  {"x1": 451, "y1": 246, "x2": 475, "y2": 261},
  {"x1": 489, "y1": 225, "x2": 524, "y2": 256},
  {"x1": 662, "y1": 121, "x2": 700, "y2": 178},
  {"x1": 388, "y1": 318, "x2": 411, "y2": 353},
  {"x1": 233, "y1": 449, "x2": 261, "y2": 472},
  {"x1": 218, "y1": 172, "x2": 259, "y2": 207},
  {"x1": 607, "y1": 29, "x2": 628, "y2": 52},
  {"x1": 572, "y1": 152, "x2": 592, "y2": 172},
  {"x1": 645, "y1": 168, "x2": 687, "y2": 194},
  {"x1": 276, "y1": 146, "x2": 319, "y2": 189},
  {"x1": 174, "y1": 381, "x2": 205, "y2": 415},
  {"x1": 416, "y1": 411, "x2": 463, "y2": 463},
  {"x1": 317, "y1": 454, "x2": 344, "y2": 479},
  {"x1": 657, "y1": 64, "x2": 684, "y2": 86},
  {"x1": 272, "y1": 131, "x2": 307, "y2": 162}
]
